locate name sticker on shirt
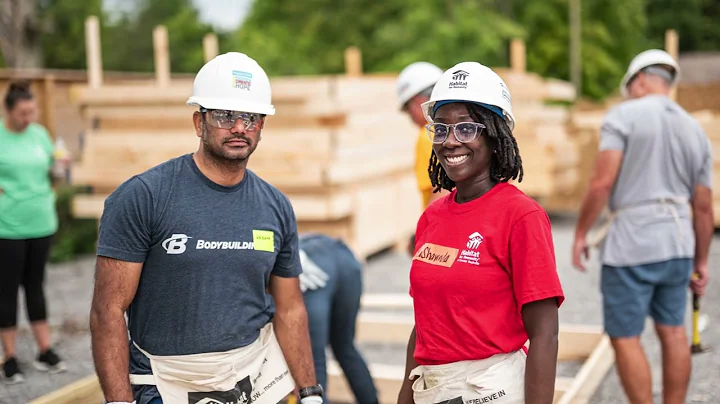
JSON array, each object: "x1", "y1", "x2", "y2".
[
  {"x1": 412, "y1": 243, "x2": 459, "y2": 267},
  {"x1": 252, "y1": 230, "x2": 274, "y2": 252}
]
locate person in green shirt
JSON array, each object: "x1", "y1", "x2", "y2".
[{"x1": 0, "y1": 81, "x2": 67, "y2": 383}]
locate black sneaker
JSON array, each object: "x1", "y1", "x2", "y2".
[
  {"x1": 2, "y1": 357, "x2": 24, "y2": 384},
  {"x1": 34, "y1": 348, "x2": 67, "y2": 373}
]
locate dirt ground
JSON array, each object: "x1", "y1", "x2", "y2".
[{"x1": 1, "y1": 215, "x2": 718, "y2": 403}]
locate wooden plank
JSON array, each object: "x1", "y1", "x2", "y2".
[
  {"x1": 203, "y1": 33, "x2": 219, "y2": 63},
  {"x1": 361, "y1": 293, "x2": 412, "y2": 310},
  {"x1": 70, "y1": 84, "x2": 306, "y2": 106},
  {"x1": 81, "y1": 105, "x2": 347, "y2": 130},
  {"x1": 72, "y1": 190, "x2": 355, "y2": 222},
  {"x1": 665, "y1": 29, "x2": 679, "y2": 102},
  {"x1": 27, "y1": 373, "x2": 103, "y2": 404},
  {"x1": 556, "y1": 336, "x2": 614, "y2": 404},
  {"x1": 545, "y1": 78, "x2": 577, "y2": 102},
  {"x1": 510, "y1": 39, "x2": 526, "y2": 73},
  {"x1": 344, "y1": 46, "x2": 363, "y2": 77},
  {"x1": 153, "y1": 25, "x2": 171, "y2": 88},
  {"x1": 327, "y1": 361, "x2": 403, "y2": 404},
  {"x1": 41, "y1": 75, "x2": 57, "y2": 139},
  {"x1": 84, "y1": 16, "x2": 103, "y2": 88}
]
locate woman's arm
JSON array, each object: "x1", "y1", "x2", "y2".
[
  {"x1": 521, "y1": 298, "x2": 559, "y2": 404},
  {"x1": 397, "y1": 326, "x2": 418, "y2": 404}
]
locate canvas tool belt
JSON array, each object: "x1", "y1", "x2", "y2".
[
  {"x1": 586, "y1": 197, "x2": 689, "y2": 249},
  {"x1": 129, "y1": 323, "x2": 295, "y2": 404},
  {"x1": 410, "y1": 349, "x2": 527, "y2": 404}
]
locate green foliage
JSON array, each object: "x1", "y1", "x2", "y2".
[
  {"x1": 37, "y1": 0, "x2": 104, "y2": 69},
  {"x1": 514, "y1": 0, "x2": 650, "y2": 100},
  {"x1": 4, "y1": 0, "x2": 720, "y2": 102},
  {"x1": 100, "y1": 0, "x2": 214, "y2": 73},
  {"x1": 50, "y1": 185, "x2": 98, "y2": 263},
  {"x1": 233, "y1": 0, "x2": 522, "y2": 76}
]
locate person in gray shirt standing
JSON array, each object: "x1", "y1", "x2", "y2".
[
  {"x1": 89, "y1": 53, "x2": 324, "y2": 404},
  {"x1": 572, "y1": 49, "x2": 713, "y2": 404}
]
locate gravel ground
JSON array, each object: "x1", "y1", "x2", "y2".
[{"x1": 2, "y1": 215, "x2": 719, "y2": 403}]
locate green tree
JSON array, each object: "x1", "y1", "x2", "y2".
[
  {"x1": 37, "y1": 0, "x2": 104, "y2": 69},
  {"x1": 233, "y1": 0, "x2": 522, "y2": 76},
  {"x1": 645, "y1": 0, "x2": 720, "y2": 51},
  {"x1": 101, "y1": 0, "x2": 215, "y2": 73},
  {"x1": 514, "y1": 0, "x2": 650, "y2": 100}
]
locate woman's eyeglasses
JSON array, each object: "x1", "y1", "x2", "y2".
[{"x1": 426, "y1": 122, "x2": 486, "y2": 144}]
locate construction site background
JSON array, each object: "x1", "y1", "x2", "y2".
[{"x1": 1, "y1": 0, "x2": 719, "y2": 403}]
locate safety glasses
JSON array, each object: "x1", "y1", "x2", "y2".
[
  {"x1": 426, "y1": 122, "x2": 486, "y2": 144},
  {"x1": 201, "y1": 108, "x2": 265, "y2": 131}
]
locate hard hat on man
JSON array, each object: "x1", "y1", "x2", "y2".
[
  {"x1": 187, "y1": 52, "x2": 276, "y2": 115},
  {"x1": 396, "y1": 61, "x2": 444, "y2": 110},
  {"x1": 620, "y1": 49, "x2": 680, "y2": 98}
]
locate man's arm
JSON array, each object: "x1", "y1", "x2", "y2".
[
  {"x1": 691, "y1": 185, "x2": 713, "y2": 295},
  {"x1": 522, "y1": 298, "x2": 559, "y2": 404},
  {"x1": 572, "y1": 150, "x2": 623, "y2": 270},
  {"x1": 89, "y1": 256, "x2": 143, "y2": 402},
  {"x1": 269, "y1": 275, "x2": 317, "y2": 389}
]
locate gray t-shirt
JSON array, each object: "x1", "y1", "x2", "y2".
[
  {"x1": 598, "y1": 95, "x2": 713, "y2": 267},
  {"x1": 96, "y1": 153, "x2": 302, "y2": 357}
]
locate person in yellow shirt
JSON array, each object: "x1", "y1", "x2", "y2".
[{"x1": 397, "y1": 62, "x2": 449, "y2": 208}]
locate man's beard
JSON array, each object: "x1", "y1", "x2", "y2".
[{"x1": 201, "y1": 122, "x2": 256, "y2": 164}]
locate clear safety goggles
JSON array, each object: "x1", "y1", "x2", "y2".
[
  {"x1": 426, "y1": 122, "x2": 486, "y2": 144},
  {"x1": 201, "y1": 107, "x2": 265, "y2": 131}
]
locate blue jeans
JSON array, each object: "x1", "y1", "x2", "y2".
[
  {"x1": 300, "y1": 234, "x2": 379, "y2": 404},
  {"x1": 601, "y1": 258, "x2": 692, "y2": 338}
]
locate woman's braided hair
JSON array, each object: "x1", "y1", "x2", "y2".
[{"x1": 428, "y1": 102, "x2": 523, "y2": 193}]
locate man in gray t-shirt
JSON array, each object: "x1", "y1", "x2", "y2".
[
  {"x1": 89, "y1": 53, "x2": 323, "y2": 404},
  {"x1": 572, "y1": 49, "x2": 713, "y2": 404}
]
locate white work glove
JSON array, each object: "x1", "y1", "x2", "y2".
[{"x1": 299, "y1": 249, "x2": 329, "y2": 292}]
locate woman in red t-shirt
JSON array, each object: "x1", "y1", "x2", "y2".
[{"x1": 397, "y1": 62, "x2": 565, "y2": 404}]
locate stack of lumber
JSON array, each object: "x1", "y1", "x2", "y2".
[
  {"x1": 69, "y1": 75, "x2": 422, "y2": 260},
  {"x1": 552, "y1": 106, "x2": 720, "y2": 225},
  {"x1": 491, "y1": 69, "x2": 580, "y2": 202},
  {"x1": 693, "y1": 110, "x2": 720, "y2": 225}
]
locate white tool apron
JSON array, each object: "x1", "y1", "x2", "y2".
[
  {"x1": 129, "y1": 323, "x2": 295, "y2": 404},
  {"x1": 410, "y1": 349, "x2": 527, "y2": 404},
  {"x1": 586, "y1": 197, "x2": 689, "y2": 249}
]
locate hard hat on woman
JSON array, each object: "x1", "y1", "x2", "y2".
[{"x1": 421, "y1": 62, "x2": 515, "y2": 131}]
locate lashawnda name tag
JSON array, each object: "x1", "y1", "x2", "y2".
[{"x1": 413, "y1": 242, "x2": 459, "y2": 267}]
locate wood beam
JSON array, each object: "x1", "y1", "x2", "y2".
[
  {"x1": 153, "y1": 25, "x2": 170, "y2": 88},
  {"x1": 84, "y1": 16, "x2": 103, "y2": 88}
]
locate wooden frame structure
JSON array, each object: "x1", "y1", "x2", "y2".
[{"x1": 29, "y1": 294, "x2": 614, "y2": 404}]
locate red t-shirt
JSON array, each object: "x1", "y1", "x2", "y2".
[{"x1": 409, "y1": 182, "x2": 565, "y2": 365}]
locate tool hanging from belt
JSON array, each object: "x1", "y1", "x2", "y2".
[{"x1": 586, "y1": 196, "x2": 689, "y2": 249}]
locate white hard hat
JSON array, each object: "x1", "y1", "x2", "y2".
[
  {"x1": 187, "y1": 52, "x2": 275, "y2": 115},
  {"x1": 421, "y1": 62, "x2": 515, "y2": 131},
  {"x1": 620, "y1": 49, "x2": 680, "y2": 98},
  {"x1": 396, "y1": 62, "x2": 444, "y2": 109}
]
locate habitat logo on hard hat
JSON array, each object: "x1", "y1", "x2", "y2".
[
  {"x1": 232, "y1": 70, "x2": 253, "y2": 90},
  {"x1": 449, "y1": 70, "x2": 469, "y2": 89}
]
